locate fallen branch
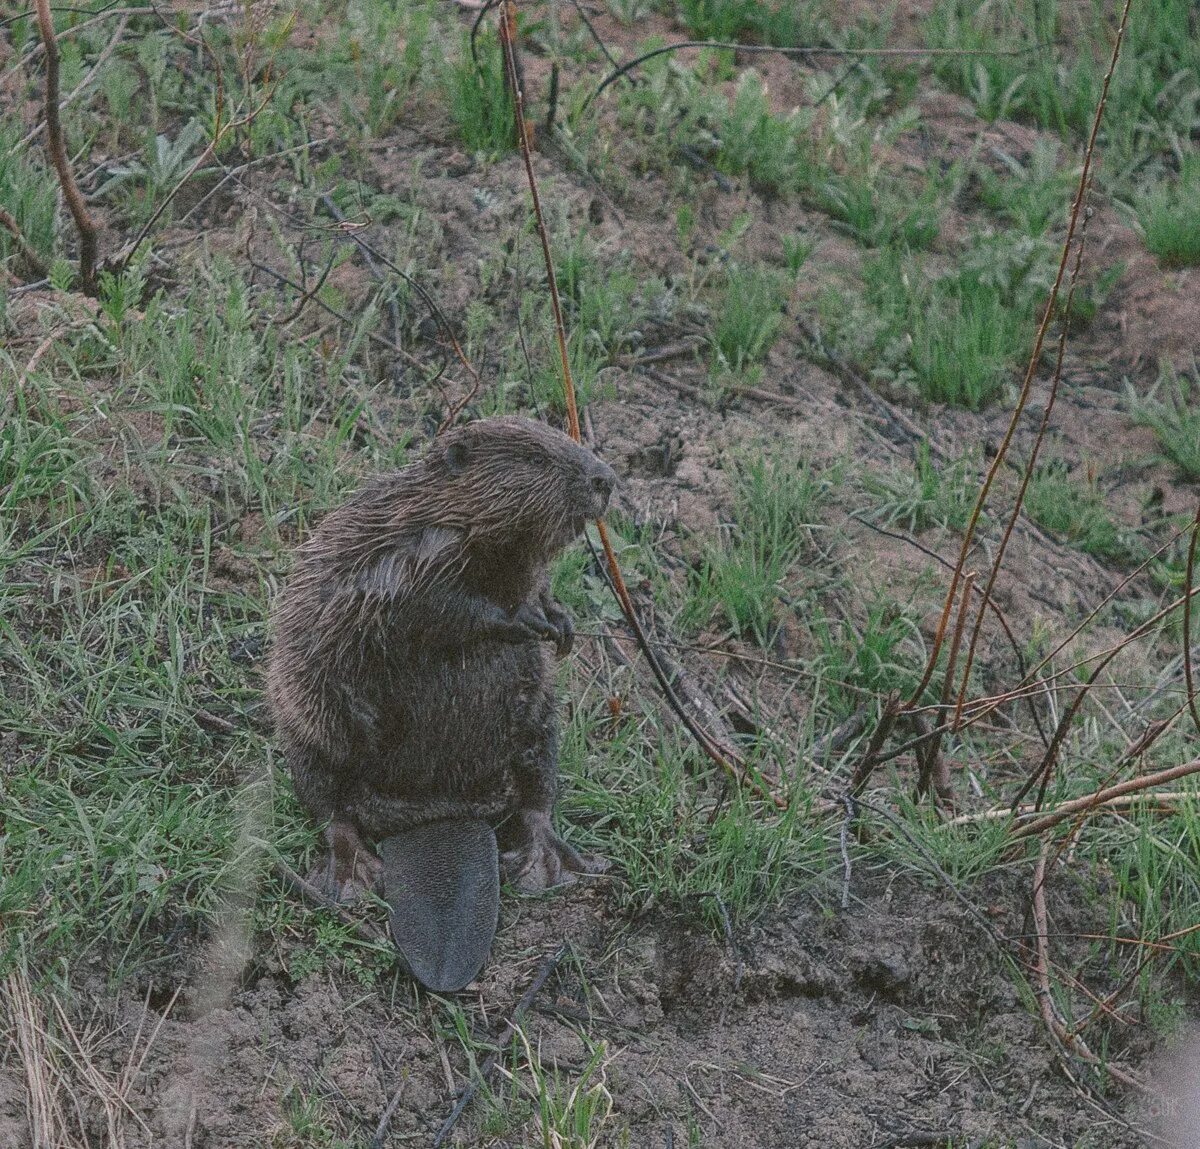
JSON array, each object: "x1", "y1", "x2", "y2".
[
  {"x1": 430, "y1": 943, "x2": 568, "y2": 1148},
  {"x1": 1010, "y1": 758, "x2": 1200, "y2": 841},
  {"x1": 1030, "y1": 843, "x2": 1144, "y2": 1090},
  {"x1": 942, "y1": 790, "x2": 1200, "y2": 828}
]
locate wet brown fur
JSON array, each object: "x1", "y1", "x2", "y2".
[{"x1": 267, "y1": 417, "x2": 616, "y2": 894}]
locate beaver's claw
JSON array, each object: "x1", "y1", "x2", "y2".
[
  {"x1": 500, "y1": 811, "x2": 608, "y2": 892},
  {"x1": 540, "y1": 594, "x2": 575, "y2": 658}
]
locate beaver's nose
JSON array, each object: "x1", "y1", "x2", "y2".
[{"x1": 589, "y1": 462, "x2": 617, "y2": 512}]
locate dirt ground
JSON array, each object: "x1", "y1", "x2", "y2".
[{"x1": 1, "y1": 871, "x2": 1181, "y2": 1148}]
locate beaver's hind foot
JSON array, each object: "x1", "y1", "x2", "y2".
[
  {"x1": 310, "y1": 818, "x2": 384, "y2": 903},
  {"x1": 500, "y1": 810, "x2": 609, "y2": 892}
]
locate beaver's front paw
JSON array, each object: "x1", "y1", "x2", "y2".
[
  {"x1": 500, "y1": 811, "x2": 608, "y2": 892},
  {"x1": 540, "y1": 594, "x2": 575, "y2": 658}
]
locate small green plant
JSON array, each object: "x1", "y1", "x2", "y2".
[
  {"x1": 714, "y1": 72, "x2": 811, "y2": 196},
  {"x1": 710, "y1": 265, "x2": 788, "y2": 379},
  {"x1": 864, "y1": 235, "x2": 1052, "y2": 408},
  {"x1": 783, "y1": 233, "x2": 814, "y2": 277},
  {"x1": 444, "y1": 29, "x2": 516, "y2": 155},
  {"x1": 816, "y1": 170, "x2": 940, "y2": 249},
  {"x1": 605, "y1": 0, "x2": 654, "y2": 24},
  {"x1": 1129, "y1": 366, "x2": 1200, "y2": 480},
  {"x1": 95, "y1": 118, "x2": 209, "y2": 226},
  {"x1": 681, "y1": 453, "x2": 828, "y2": 644},
  {"x1": 810, "y1": 599, "x2": 925, "y2": 719},
  {"x1": 0, "y1": 124, "x2": 57, "y2": 271},
  {"x1": 975, "y1": 138, "x2": 1074, "y2": 236},
  {"x1": 1023, "y1": 461, "x2": 1137, "y2": 562},
  {"x1": 677, "y1": 0, "x2": 760, "y2": 40},
  {"x1": 1137, "y1": 158, "x2": 1200, "y2": 268},
  {"x1": 863, "y1": 442, "x2": 977, "y2": 533}
]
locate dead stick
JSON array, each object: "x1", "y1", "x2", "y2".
[
  {"x1": 498, "y1": 1, "x2": 777, "y2": 806},
  {"x1": 917, "y1": 572, "x2": 975, "y2": 803},
  {"x1": 905, "y1": 0, "x2": 1130, "y2": 707},
  {"x1": 1011, "y1": 758, "x2": 1200, "y2": 840},
  {"x1": 950, "y1": 191, "x2": 1095, "y2": 739},
  {"x1": 273, "y1": 861, "x2": 386, "y2": 944},
  {"x1": 0, "y1": 207, "x2": 49, "y2": 280},
  {"x1": 1183, "y1": 503, "x2": 1200, "y2": 736},
  {"x1": 849, "y1": 692, "x2": 901, "y2": 797},
  {"x1": 34, "y1": 0, "x2": 98, "y2": 292},
  {"x1": 1030, "y1": 844, "x2": 1144, "y2": 1089},
  {"x1": 943, "y1": 790, "x2": 1200, "y2": 827},
  {"x1": 430, "y1": 943, "x2": 568, "y2": 1148}
]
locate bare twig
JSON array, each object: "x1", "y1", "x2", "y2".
[
  {"x1": 916, "y1": 572, "x2": 975, "y2": 805},
  {"x1": 849, "y1": 692, "x2": 901, "y2": 796},
  {"x1": 1010, "y1": 758, "x2": 1200, "y2": 841},
  {"x1": 19, "y1": 11, "x2": 131, "y2": 150},
  {"x1": 942, "y1": 790, "x2": 1200, "y2": 828},
  {"x1": 949, "y1": 194, "x2": 1095, "y2": 739},
  {"x1": 1183, "y1": 503, "x2": 1200, "y2": 736},
  {"x1": 430, "y1": 943, "x2": 568, "y2": 1148},
  {"x1": 273, "y1": 860, "x2": 387, "y2": 945},
  {"x1": 582, "y1": 39, "x2": 1047, "y2": 113},
  {"x1": 34, "y1": 0, "x2": 99, "y2": 293},
  {"x1": 1030, "y1": 844, "x2": 1144, "y2": 1089},
  {"x1": 498, "y1": 0, "x2": 779, "y2": 806},
  {"x1": 0, "y1": 207, "x2": 50, "y2": 280},
  {"x1": 906, "y1": 0, "x2": 1131, "y2": 708}
]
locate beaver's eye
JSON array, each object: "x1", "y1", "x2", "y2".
[{"x1": 446, "y1": 442, "x2": 470, "y2": 474}]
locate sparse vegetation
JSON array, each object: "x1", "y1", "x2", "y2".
[
  {"x1": 1, "y1": 0, "x2": 1195, "y2": 1141},
  {"x1": 1023, "y1": 461, "x2": 1138, "y2": 562},
  {"x1": 1129, "y1": 366, "x2": 1200, "y2": 481},
  {"x1": 709, "y1": 263, "x2": 788, "y2": 379},
  {"x1": 680, "y1": 452, "x2": 828, "y2": 644},
  {"x1": 1137, "y1": 157, "x2": 1200, "y2": 268}
]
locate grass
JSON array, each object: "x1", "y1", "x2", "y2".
[
  {"x1": 862, "y1": 442, "x2": 978, "y2": 534},
  {"x1": 444, "y1": 27, "x2": 517, "y2": 155},
  {"x1": 709, "y1": 264, "x2": 788, "y2": 380},
  {"x1": 925, "y1": 0, "x2": 1200, "y2": 194},
  {"x1": 1023, "y1": 461, "x2": 1138, "y2": 563},
  {"x1": 1, "y1": 0, "x2": 1195, "y2": 1135},
  {"x1": 860, "y1": 236, "x2": 1050, "y2": 408},
  {"x1": 1137, "y1": 157, "x2": 1200, "y2": 268},
  {"x1": 679, "y1": 452, "x2": 828, "y2": 645},
  {"x1": 1129, "y1": 365, "x2": 1200, "y2": 481},
  {"x1": 0, "y1": 123, "x2": 57, "y2": 272}
]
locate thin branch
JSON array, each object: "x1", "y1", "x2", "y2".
[
  {"x1": 582, "y1": 39, "x2": 1047, "y2": 113},
  {"x1": 1030, "y1": 844, "x2": 1145, "y2": 1090},
  {"x1": 18, "y1": 11, "x2": 131, "y2": 150},
  {"x1": 497, "y1": 0, "x2": 780, "y2": 806},
  {"x1": 906, "y1": 0, "x2": 1131, "y2": 708},
  {"x1": 0, "y1": 207, "x2": 50, "y2": 279},
  {"x1": 1183, "y1": 503, "x2": 1200, "y2": 736},
  {"x1": 1011, "y1": 758, "x2": 1200, "y2": 841},
  {"x1": 34, "y1": 0, "x2": 99, "y2": 293}
]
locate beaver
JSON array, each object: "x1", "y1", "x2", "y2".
[{"x1": 267, "y1": 416, "x2": 616, "y2": 989}]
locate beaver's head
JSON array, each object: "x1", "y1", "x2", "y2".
[{"x1": 424, "y1": 417, "x2": 617, "y2": 557}]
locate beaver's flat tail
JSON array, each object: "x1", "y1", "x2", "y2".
[{"x1": 380, "y1": 819, "x2": 499, "y2": 992}]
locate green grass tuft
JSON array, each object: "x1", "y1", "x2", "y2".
[{"x1": 1137, "y1": 158, "x2": 1200, "y2": 268}]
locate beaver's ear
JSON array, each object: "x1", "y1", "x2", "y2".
[{"x1": 445, "y1": 441, "x2": 470, "y2": 475}]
